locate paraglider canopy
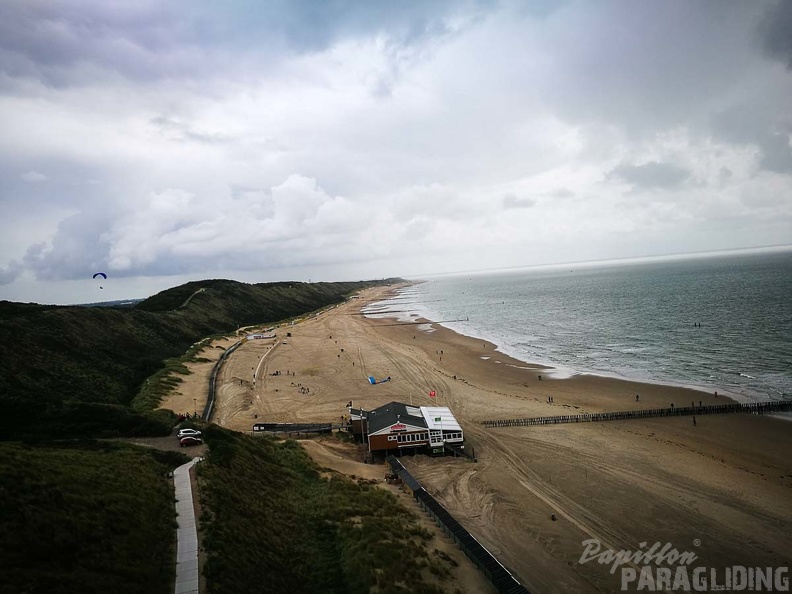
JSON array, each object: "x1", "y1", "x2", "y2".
[{"x1": 92, "y1": 272, "x2": 107, "y2": 279}]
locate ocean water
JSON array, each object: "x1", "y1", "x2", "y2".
[{"x1": 365, "y1": 250, "x2": 792, "y2": 403}]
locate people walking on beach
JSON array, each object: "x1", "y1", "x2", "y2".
[
  {"x1": 636, "y1": 394, "x2": 639, "y2": 402},
  {"x1": 693, "y1": 416, "x2": 697, "y2": 427}
]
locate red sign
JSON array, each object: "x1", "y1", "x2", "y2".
[
  {"x1": 390, "y1": 423, "x2": 407, "y2": 431},
  {"x1": 429, "y1": 391, "x2": 436, "y2": 398}
]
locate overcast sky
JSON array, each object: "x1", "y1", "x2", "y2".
[{"x1": 1, "y1": 0, "x2": 791, "y2": 304}]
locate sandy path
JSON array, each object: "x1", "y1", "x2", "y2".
[{"x1": 162, "y1": 285, "x2": 792, "y2": 594}]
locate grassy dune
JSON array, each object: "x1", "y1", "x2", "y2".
[
  {"x1": 0, "y1": 278, "x2": 446, "y2": 593},
  {"x1": 198, "y1": 425, "x2": 457, "y2": 594},
  {"x1": 0, "y1": 279, "x2": 395, "y2": 440},
  {"x1": 0, "y1": 441, "x2": 187, "y2": 594}
]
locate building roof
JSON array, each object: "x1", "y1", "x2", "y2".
[
  {"x1": 420, "y1": 406, "x2": 462, "y2": 432},
  {"x1": 350, "y1": 401, "x2": 428, "y2": 434},
  {"x1": 349, "y1": 402, "x2": 464, "y2": 434}
]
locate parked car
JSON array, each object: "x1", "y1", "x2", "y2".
[
  {"x1": 179, "y1": 436, "x2": 203, "y2": 447},
  {"x1": 178, "y1": 428, "x2": 202, "y2": 438}
]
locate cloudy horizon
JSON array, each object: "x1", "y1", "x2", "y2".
[{"x1": 2, "y1": 0, "x2": 791, "y2": 304}]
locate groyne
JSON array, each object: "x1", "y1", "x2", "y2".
[{"x1": 482, "y1": 400, "x2": 792, "y2": 428}]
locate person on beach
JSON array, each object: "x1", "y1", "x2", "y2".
[
  {"x1": 636, "y1": 394, "x2": 639, "y2": 402},
  {"x1": 693, "y1": 416, "x2": 697, "y2": 427}
]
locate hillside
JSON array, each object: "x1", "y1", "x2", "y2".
[
  {"x1": 198, "y1": 425, "x2": 454, "y2": 594},
  {"x1": 0, "y1": 440, "x2": 187, "y2": 594},
  {"x1": 0, "y1": 279, "x2": 397, "y2": 440}
]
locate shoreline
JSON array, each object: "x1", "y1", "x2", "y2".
[
  {"x1": 166, "y1": 284, "x2": 792, "y2": 593},
  {"x1": 365, "y1": 281, "x2": 781, "y2": 406}
]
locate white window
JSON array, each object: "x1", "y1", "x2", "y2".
[{"x1": 388, "y1": 436, "x2": 397, "y2": 441}]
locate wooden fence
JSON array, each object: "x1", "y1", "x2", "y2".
[
  {"x1": 204, "y1": 340, "x2": 242, "y2": 421},
  {"x1": 482, "y1": 400, "x2": 792, "y2": 428},
  {"x1": 387, "y1": 456, "x2": 530, "y2": 594}
]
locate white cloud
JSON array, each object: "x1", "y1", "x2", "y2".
[{"x1": 0, "y1": 0, "x2": 790, "y2": 303}]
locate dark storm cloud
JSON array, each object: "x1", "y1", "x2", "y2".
[
  {"x1": 759, "y1": 1, "x2": 792, "y2": 69},
  {"x1": 0, "y1": 262, "x2": 22, "y2": 285},
  {"x1": 608, "y1": 162, "x2": 691, "y2": 190},
  {"x1": 1, "y1": 1, "x2": 790, "y2": 304},
  {"x1": 758, "y1": 132, "x2": 792, "y2": 173},
  {"x1": 538, "y1": 2, "x2": 761, "y2": 128},
  {"x1": 0, "y1": 1, "x2": 188, "y2": 86},
  {"x1": 21, "y1": 211, "x2": 113, "y2": 282},
  {"x1": 0, "y1": 0, "x2": 495, "y2": 87},
  {"x1": 711, "y1": 105, "x2": 792, "y2": 174}
]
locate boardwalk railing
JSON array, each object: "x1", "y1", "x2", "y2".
[
  {"x1": 482, "y1": 400, "x2": 792, "y2": 428},
  {"x1": 444, "y1": 441, "x2": 477, "y2": 462},
  {"x1": 387, "y1": 456, "x2": 530, "y2": 594}
]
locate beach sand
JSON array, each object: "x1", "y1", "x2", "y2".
[{"x1": 161, "y1": 284, "x2": 792, "y2": 593}]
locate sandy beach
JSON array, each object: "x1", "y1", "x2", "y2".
[{"x1": 161, "y1": 284, "x2": 792, "y2": 593}]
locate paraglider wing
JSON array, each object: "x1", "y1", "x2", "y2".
[{"x1": 92, "y1": 272, "x2": 107, "y2": 279}]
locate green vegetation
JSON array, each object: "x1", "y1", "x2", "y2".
[
  {"x1": 0, "y1": 278, "x2": 397, "y2": 440},
  {"x1": 199, "y1": 425, "x2": 450, "y2": 594},
  {"x1": 0, "y1": 277, "x2": 456, "y2": 594},
  {"x1": 0, "y1": 440, "x2": 187, "y2": 594}
]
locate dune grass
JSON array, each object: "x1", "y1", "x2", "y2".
[
  {"x1": 1, "y1": 279, "x2": 396, "y2": 440},
  {"x1": 198, "y1": 425, "x2": 451, "y2": 594},
  {"x1": 0, "y1": 440, "x2": 188, "y2": 594}
]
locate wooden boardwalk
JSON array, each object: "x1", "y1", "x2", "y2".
[{"x1": 482, "y1": 400, "x2": 792, "y2": 428}]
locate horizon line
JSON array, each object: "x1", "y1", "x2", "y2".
[{"x1": 401, "y1": 243, "x2": 792, "y2": 279}]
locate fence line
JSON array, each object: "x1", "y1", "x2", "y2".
[
  {"x1": 251, "y1": 423, "x2": 332, "y2": 436},
  {"x1": 204, "y1": 340, "x2": 242, "y2": 421},
  {"x1": 481, "y1": 400, "x2": 792, "y2": 429},
  {"x1": 387, "y1": 456, "x2": 530, "y2": 594}
]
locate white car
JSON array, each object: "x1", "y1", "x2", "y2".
[{"x1": 178, "y1": 428, "x2": 202, "y2": 438}]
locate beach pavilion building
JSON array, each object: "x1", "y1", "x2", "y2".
[{"x1": 348, "y1": 401, "x2": 463, "y2": 455}]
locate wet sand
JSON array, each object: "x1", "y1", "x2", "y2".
[{"x1": 161, "y1": 284, "x2": 792, "y2": 593}]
